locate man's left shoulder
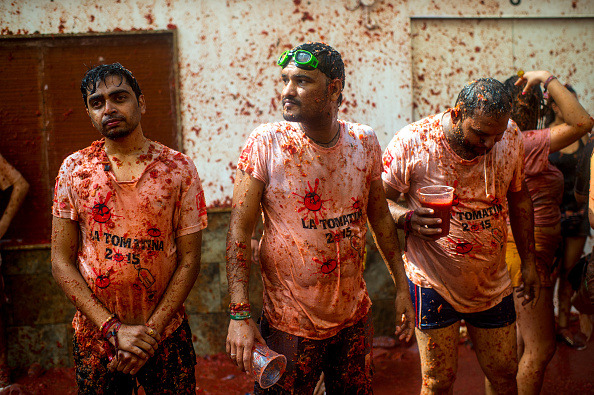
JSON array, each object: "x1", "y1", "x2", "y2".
[
  {"x1": 342, "y1": 121, "x2": 378, "y2": 145},
  {"x1": 160, "y1": 145, "x2": 197, "y2": 171},
  {"x1": 343, "y1": 120, "x2": 375, "y2": 135}
]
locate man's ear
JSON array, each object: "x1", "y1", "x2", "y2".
[
  {"x1": 138, "y1": 94, "x2": 146, "y2": 115},
  {"x1": 451, "y1": 105, "x2": 463, "y2": 126},
  {"x1": 328, "y1": 78, "x2": 343, "y2": 102}
]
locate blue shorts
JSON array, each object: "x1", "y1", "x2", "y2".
[{"x1": 408, "y1": 280, "x2": 516, "y2": 330}]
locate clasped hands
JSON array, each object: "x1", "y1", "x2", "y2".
[{"x1": 107, "y1": 324, "x2": 161, "y2": 375}]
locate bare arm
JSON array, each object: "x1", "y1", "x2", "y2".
[
  {"x1": 225, "y1": 169, "x2": 266, "y2": 373},
  {"x1": 517, "y1": 71, "x2": 593, "y2": 153},
  {"x1": 146, "y1": 231, "x2": 202, "y2": 334},
  {"x1": 51, "y1": 216, "x2": 159, "y2": 373},
  {"x1": 0, "y1": 170, "x2": 29, "y2": 239},
  {"x1": 51, "y1": 217, "x2": 112, "y2": 328},
  {"x1": 507, "y1": 181, "x2": 539, "y2": 306},
  {"x1": 367, "y1": 180, "x2": 414, "y2": 341}
]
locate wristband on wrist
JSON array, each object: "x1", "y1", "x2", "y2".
[
  {"x1": 100, "y1": 314, "x2": 116, "y2": 334},
  {"x1": 101, "y1": 316, "x2": 121, "y2": 340},
  {"x1": 104, "y1": 321, "x2": 121, "y2": 341},
  {"x1": 229, "y1": 302, "x2": 252, "y2": 320},
  {"x1": 543, "y1": 75, "x2": 557, "y2": 92},
  {"x1": 230, "y1": 311, "x2": 252, "y2": 320},
  {"x1": 101, "y1": 316, "x2": 121, "y2": 362},
  {"x1": 229, "y1": 302, "x2": 251, "y2": 313}
]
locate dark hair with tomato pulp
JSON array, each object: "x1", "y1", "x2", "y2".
[
  {"x1": 455, "y1": 78, "x2": 512, "y2": 120},
  {"x1": 81, "y1": 63, "x2": 142, "y2": 108},
  {"x1": 503, "y1": 75, "x2": 546, "y2": 131},
  {"x1": 292, "y1": 42, "x2": 345, "y2": 105}
]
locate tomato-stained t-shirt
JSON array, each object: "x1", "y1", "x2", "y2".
[
  {"x1": 520, "y1": 129, "x2": 563, "y2": 227},
  {"x1": 52, "y1": 139, "x2": 207, "y2": 340},
  {"x1": 238, "y1": 120, "x2": 381, "y2": 339},
  {"x1": 382, "y1": 112, "x2": 524, "y2": 313}
]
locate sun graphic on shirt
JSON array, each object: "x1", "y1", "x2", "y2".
[
  {"x1": 82, "y1": 191, "x2": 124, "y2": 236},
  {"x1": 312, "y1": 255, "x2": 340, "y2": 276},
  {"x1": 293, "y1": 178, "x2": 330, "y2": 225},
  {"x1": 351, "y1": 197, "x2": 362, "y2": 211}
]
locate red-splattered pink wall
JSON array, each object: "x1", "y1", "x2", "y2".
[{"x1": 1, "y1": 0, "x2": 592, "y2": 207}]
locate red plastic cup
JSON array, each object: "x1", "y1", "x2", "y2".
[
  {"x1": 252, "y1": 343, "x2": 287, "y2": 389},
  {"x1": 417, "y1": 185, "x2": 454, "y2": 237}
]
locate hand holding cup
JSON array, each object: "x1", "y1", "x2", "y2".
[
  {"x1": 252, "y1": 343, "x2": 287, "y2": 389},
  {"x1": 416, "y1": 186, "x2": 454, "y2": 239}
]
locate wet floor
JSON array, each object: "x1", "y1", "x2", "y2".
[
  {"x1": 373, "y1": 335, "x2": 594, "y2": 394},
  {"x1": 2, "y1": 333, "x2": 592, "y2": 394}
]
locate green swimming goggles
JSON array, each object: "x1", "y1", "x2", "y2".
[{"x1": 277, "y1": 49, "x2": 319, "y2": 69}]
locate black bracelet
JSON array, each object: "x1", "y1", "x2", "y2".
[{"x1": 543, "y1": 75, "x2": 557, "y2": 92}]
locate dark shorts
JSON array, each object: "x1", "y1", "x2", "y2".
[
  {"x1": 254, "y1": 313, "x2": 373, "y2": 395},
  {"x1": 408, "y1": 280, "x2": 516, "y2": 330},
  {"x1": 73, "y1": 319, "x2": 196, "y2": 395}
]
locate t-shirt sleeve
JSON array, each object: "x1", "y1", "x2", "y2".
[
  {"x1": 368, "y1": 129, "x2": 383, "y2": 182},
  {"x1": 52, "y1": 156, "x2": 78, "y2": 220},
  {"x1": 176, "y1": 159, "x2": 208, "y2": 238},
  {"x1": 522, "y1": 129, "x2": 551, "y2": 175},
  {"x1": 575, "y1": 137, "x2": 594, "y2": 197},
  {"x1": 381, "y1": 132, "x2": 413, "y2": 194},
  {"x1": 237, "y1": 125, "x2": 269, "y2": 184},
  {"x1": 0, "y1": 154, "x2": 23, "y2": 191}
]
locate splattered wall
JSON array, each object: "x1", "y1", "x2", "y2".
[{"x1": 1, "y1": 0, "x2": 593, "y2": 207}]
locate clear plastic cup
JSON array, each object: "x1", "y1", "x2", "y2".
[
  {"x1": 417, "y1": 185, "x2": 454, "y2": 237},
  {"x1": 252, "y1": 343, "x2": 287, "y2": 389}
]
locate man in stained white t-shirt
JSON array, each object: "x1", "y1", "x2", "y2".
[
  {"x1": 382, "y1": 78, "x2": 540, "y2": 394},
  {"x1": 225, "y1": 42, "x2": 414, "y2": 394}
]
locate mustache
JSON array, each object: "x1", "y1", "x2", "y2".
[{"x1": 282, "y1": 97, "x2": 300, "y2": 106}]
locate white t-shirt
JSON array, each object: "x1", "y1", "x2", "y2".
[
  {"x1": 382, "y1": 112, "x2": 524, "y2": 313},
  {"x1": 53, "y1": 140, "x2": 207, "y2": 339},
  {"x1": 238, "y1": 120, "x2": 381, "y2": 339}
]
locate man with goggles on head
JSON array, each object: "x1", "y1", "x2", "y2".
[{"x1": 226, "y1": 42, "x2": 414, "y2": 394}]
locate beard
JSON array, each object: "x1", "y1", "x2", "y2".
[
  {"x1": 101, "y1": 126, "x2": 134, "y2": 140},
  {"x1": 282, "y1": 111, "x2": 300, "y2": 122},
  {"x1": 451, "y1": 123, "x2": 487, "y2": 159},
  {"x1": 282, "y1": 99, "x2": 302, "y2": 122},
  {"x1": 93, "y1": 116, "x2": 136, "y2": 140}
]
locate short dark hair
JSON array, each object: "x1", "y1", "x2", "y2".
[
  {"x1": 291, "y1": 42, "x2": 345, "y2": 105},
  {"x1": 503, "y1": 75, "x2": 545, "y2": 131},
  {"x1": 455, "y1": 78, "x2": 512, "y2": 119},
  {"x1": 80, "y1": 63, "x2": 142, "y2": 108}
]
